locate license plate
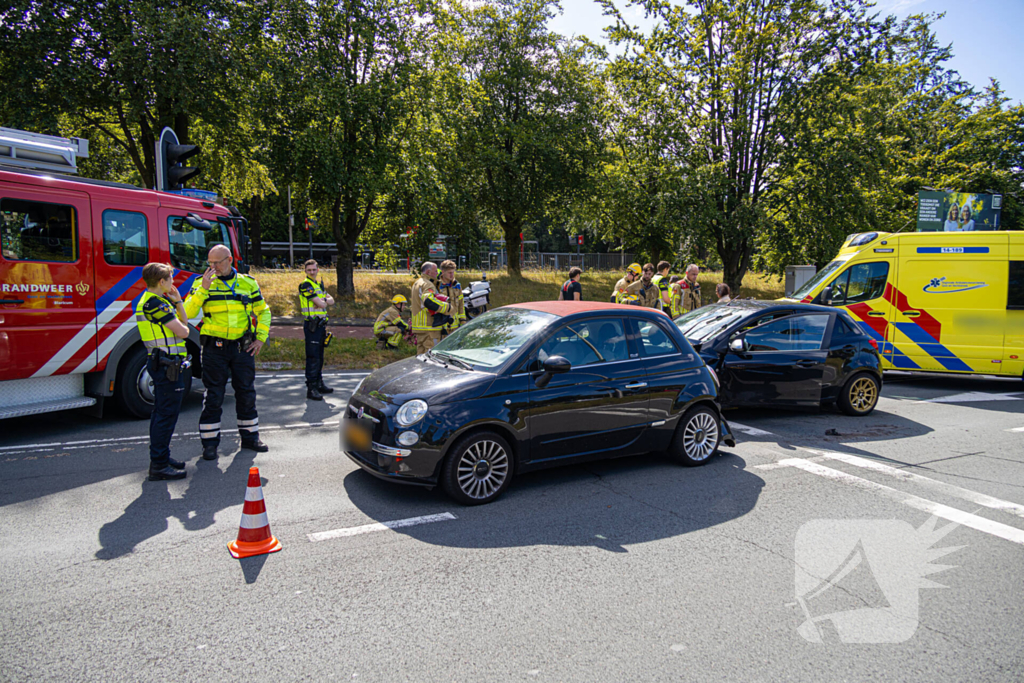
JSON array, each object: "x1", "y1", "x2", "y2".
[{"x1": 343, "y1": 420, "x2": 372, "y2": 451}]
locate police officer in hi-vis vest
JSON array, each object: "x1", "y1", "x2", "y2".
[
  {"x1": 410, "y1": 261, "x2": 452, "y2": 354},
  {"x1": 136, "y1": 262, "x2": 190, "y2": 481},
  {"x1": 299, "y1": 258, "x2": 335, "y2": 401},
  {"x1": 184, "y1": 244, "x2": 272, "y2": 459}
]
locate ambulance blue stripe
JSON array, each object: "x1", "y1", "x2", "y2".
[
  {"x1": 854, "y1": 321, "x2": 921, "y2": 369},
  {"x1": 893, "y1": 323, "x2": 972, "y2": 371},
  {"x1": 95, "y1": 267, "x2": 143, "y2": 312}
]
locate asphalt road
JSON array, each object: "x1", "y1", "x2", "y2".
[{"x1": 1, "y1": 370, "x2": 1023, "y2": 681}]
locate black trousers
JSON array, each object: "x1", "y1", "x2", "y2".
[
  {"x1": 199, "y1": 337, "x2": 258, "y2": 447},
  {"x1": 304, "y1": 319, "x2": 326, "y2": 388},
  {"x1": 147, "y1": 354, "x2": 185, "y2": 467}
]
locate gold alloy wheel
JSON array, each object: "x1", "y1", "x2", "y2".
[{"x1": 848, "y1": 376, "x2": 878, "y2": 413}]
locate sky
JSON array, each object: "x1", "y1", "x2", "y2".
[{"x1": 548, "y1": 0, "x2": 1024, "y2": 105}]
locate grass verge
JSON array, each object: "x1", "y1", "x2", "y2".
[
  {"x1": 257, "y1": 337, "x2": 417, "y2": 372},
  {"x1": 254, "y1": 268, "x2": 785, "y2": 319}
]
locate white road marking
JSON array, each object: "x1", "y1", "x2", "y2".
[
  {"x1": 776, "y1": 458, "x2": 1024, "y2": 546},
  {"x1": 730, "y1": 422, "x2": 776, "y2": 437},
  {"x1": 923, "y1": 391, "x2": 1023, "y2": 404},
  {"x1": 308, "y1": 512, "x2": 458, "y2": 543},
  {"x1": 0, "y1": 418, "x2": 343, "y2": 456},
  {"x1": 1007, "y1": 427, "x2": 1024, "y2": 433},
  {"x1": 801, "y1": 449, "x2": 1024, "y2": 520}
]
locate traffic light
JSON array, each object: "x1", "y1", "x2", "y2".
[
  {"x1": 155, "y1": 127, "x2": 200, "y2": 191},
  {"x1": 577, "y1": 235, "x2": 584, "y2": 246}
]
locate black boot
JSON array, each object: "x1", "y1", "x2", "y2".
[
  {"x1": 241, "y1": 438, "x2": 269, "y2": 452},
  {"x1": 167, "y1": 457, "x2": 186, "y2": 470},
  {"x1": 307, "y1": 387, "x2": 324, "y2": 401},
  {"x1": 317, "y1": 383, "x2": 334, "y2": 394},
  {"x1": 202, "y1": 443, "x2": 218, "y2": 461},
  {"x1": 149, "y1": 465, "x2": 187, "y2": 481}
]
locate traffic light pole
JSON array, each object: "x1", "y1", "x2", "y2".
[{"x1": 287, "y1": 186, "x2": 294, "y2": 268}]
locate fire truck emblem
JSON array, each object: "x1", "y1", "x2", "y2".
[{"x1": 75, "y1": 282, "x2": 90, "y2": 296}]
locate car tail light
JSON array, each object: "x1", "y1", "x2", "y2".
[{"x1": 868, "y1": 339, "x2": 878, "y2": 351}]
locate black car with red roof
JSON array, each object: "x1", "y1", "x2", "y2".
[{"x1": 341, "y1": 301, "x2": 735, "y2": 505}]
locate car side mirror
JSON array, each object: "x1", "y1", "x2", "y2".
[
  {"x1": 729, "y1": 338, "x2": 749, "y2": 354},
  {"x1": 534, "y1": 355, "x2": 570, "y2": 389},
  {"x1": 821, "y1": 285, "x2": 833, "y2": 306}
]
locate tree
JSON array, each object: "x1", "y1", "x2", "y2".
[
  {"x1": 272, "y1": 0, "x2": 424, "y2": 296},
  {"x1": 454, "y1": 0, "x2": 607, "y2": 277},
  {"x1": 601, "y1": 0, "x2": 885, "y2": 291}
]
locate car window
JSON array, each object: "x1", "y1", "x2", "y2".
[
  {"x1": 434, "y1": 307, "x2": 557, "y2": 369},
  {"x1": 735, "y1": 310, "x2": 793, "y2": 334},
  {"x1": 792, "y1": 258, "x2": 848, "y2": 300},
  {"x1": 745, "y1": 314, "x2": 829, "y2": 352},
  {"x1": 168, "y1": 216, "x2": 231, "y2": 274},
  {"x1": 636, "y1": 320, "x2": 680, "y2": 357},
  {"x1": 0, "y1": 197, "x2": 78, "y2": 262},
  {"x1": 832, "y1": 262, "x2": 889, "y2": 305},
  {"x1": 103, "y1": 209, "x2": 148, "y2": 266},
  {"x1": 675, "y1": 305, "x2": 748, "y2": 343},
  {"x1": 1009, "y1": 261, "x2": 1024, "y2": 310},
  {"x1": 535, "y1": 318, "x2": 629, "y2": 368}
]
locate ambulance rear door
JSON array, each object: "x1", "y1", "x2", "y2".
[
  {"x1": 1005, "y1": 237, "x2": 1024, "y2": 377},
  {"x1": 0, "y1": 183, "x2": 97, "y2": 380},
  {"x1": 891, "y1": 234, "x2": 1008, "y2": 374}
]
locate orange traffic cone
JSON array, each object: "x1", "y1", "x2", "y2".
[{"x1": 228, "y1": 466, "x2": 283, "y2": 559}]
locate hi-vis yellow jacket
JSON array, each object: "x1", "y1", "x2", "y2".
[
  {"x1": 185, "y1": 270, "x2": 271, "y2": 342},
  {"x1": 410, "y1": 277, "x2": 451, "y2": 333}
]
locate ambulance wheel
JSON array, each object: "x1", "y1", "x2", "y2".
[
  {"x1": 116, "y1": 345, "x2": 192, "y2": 419},
  {"x1": 838, "y1": 372, "x2": 879, "y2": 416}
]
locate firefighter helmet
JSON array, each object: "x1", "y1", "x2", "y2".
[{"x1": 391, "y1": 295, "x2": 408, "y2": 305}]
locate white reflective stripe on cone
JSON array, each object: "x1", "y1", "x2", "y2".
[
  {"x1": 240, "y1": 512, "x2": 270, "y2": 529},
  {"x1": 244, "y1": 487, "x2": 265, "y2": 502}
]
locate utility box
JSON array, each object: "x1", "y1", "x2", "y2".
[{"x1": 785, "y1": 265, "x2": 817, "y2": 297}]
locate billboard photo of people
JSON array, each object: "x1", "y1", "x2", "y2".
[{"x1": 917, "y1": 190, "x2": 1002, "y2": 232}]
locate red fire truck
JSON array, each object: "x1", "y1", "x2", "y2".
[{"x1": 0, "y1": 127, "x2": 250, "y2": 420}]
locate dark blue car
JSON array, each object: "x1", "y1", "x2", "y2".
[
  {"x1": 674, "y1": 300, "x2": 883, "y2": 416},
  {"x1": 342, "y1": 301, "x2": 735, "y2": 505}
]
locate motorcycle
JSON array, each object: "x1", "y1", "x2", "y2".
[{"x1": 464, "y1": 274, "x2": 491, "y2": 320}]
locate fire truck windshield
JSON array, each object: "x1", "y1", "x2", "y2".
[{"x1": 168, "y1": 216, "x2": 231, "y2": 274}]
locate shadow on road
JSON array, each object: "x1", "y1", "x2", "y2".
[
  {"x1": 95, "y1": 447, "x2": 257, "y2": 560},
  {"x1": 343, "y1": 452, "x2": 765, "y2": 552}
]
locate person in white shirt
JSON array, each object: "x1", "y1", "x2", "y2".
[
  {"x1": 943, "y1": 204, "x2": 960, "y2": 232},
  {"x1": 960, "y1": 204, "x2": 975, "y2": 231}
]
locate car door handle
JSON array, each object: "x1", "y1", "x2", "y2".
[
  {"x1": 624, "y1": 382, "x2": 647, "y2": 389},
  {"x1": 867, "y1": 311, "x2": 885, "y2": 317},
  {"x1": 795, "y1": 360, "x2": 818, "y2": 368},
  {"x1": 903, "y1": 310, "x2": 921, "y2": 317}
]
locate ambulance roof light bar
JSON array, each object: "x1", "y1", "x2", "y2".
[{"x1": 0, "y1": 127, "x2": 89, "y2": 175}]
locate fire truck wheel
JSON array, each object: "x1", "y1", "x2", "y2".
[{"x1": 115, "y1": 345, "x2": 193, "y2": 419}]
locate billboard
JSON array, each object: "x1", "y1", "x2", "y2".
[{"x1": 916, "y1": 191, "x2": 1002, "y2": 232}]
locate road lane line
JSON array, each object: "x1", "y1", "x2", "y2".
[
  {"x1": 308, "y1": 512, "x2": 458, "y2": 543},
  {"x1": 801, "y1": 449, "x2": 1024, "y2": 520},
  {"x1": 730, "y1": 422, "x2": 776, "y2": 437},
  {"x1": 923, "y1": 391, "x2": 1023, "y2": 404},
  {"x1": 776, "y1": 458, "x2": 1024, "y2": 546},
  {"x1": 1, "y1": 419, "x2": 345, "y2": 456},
  {"x1": 1008, "y1": 427, "x2": 1024, "y2": 433}
]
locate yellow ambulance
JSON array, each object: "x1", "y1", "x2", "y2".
[{"x1": 784, "y1": 231, "x2": 1024, "y2": 377}]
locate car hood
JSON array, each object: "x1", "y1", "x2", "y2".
[{"x1": 356, "y1": 356, "x2": 494, "y2": 406}]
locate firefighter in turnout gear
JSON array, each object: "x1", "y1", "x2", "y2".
[
  {"x1": 612, "y1": 263, "x2": 642, "y2": 303},
  {"x1": 184, "y1": 244, "x2": 272, "y2": 459},
  {"x1": 136, "y1": 263, "x2": 190, "y2": 481},
  {"x1": 410, "y1": 261, "x2": 452, "y2": 354},
  {"x1": 680, "y1": 263, "x2": 702, "y2": 312},
  {"x1": 626, "y1": 263, "x2": 662, "y2": 308},
  {"x1": 436, "y1": 260, "x2": 466, "y2": 333},
  {"x1": 299, "y1": 259, "x2": 335, "y2": 401},
  {"x1": 374, "y1": 295, "x2": 410, "y2": 349}
]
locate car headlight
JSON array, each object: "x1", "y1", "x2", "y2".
[{"x1": 396, "y1": 399, "x2": 428, "y2": 427}]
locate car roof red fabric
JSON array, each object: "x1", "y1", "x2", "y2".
[{"x1": 505, "y1": 301, "x2": 669, "y2": 317}]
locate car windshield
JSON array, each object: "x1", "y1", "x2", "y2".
[
  {"x1": 791, "y1": 258, "x2": 850, "y2": 300},
  {"x1": 431, "y1": 308, "x2": 557, "y2": 370},
  {"x1": 674, "y1": 305, "x2": 749, "y2": 343}
]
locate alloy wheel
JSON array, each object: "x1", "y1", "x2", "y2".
[
  {"x1": 683, "y1": 412, "x2": 719, "y2": 462},
  {"x1": 457, "y1": 439, "x2": 509, "y2": 500},
  {"x1": 848, "y1": 376, "x2": 878, "y2": 413}
]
